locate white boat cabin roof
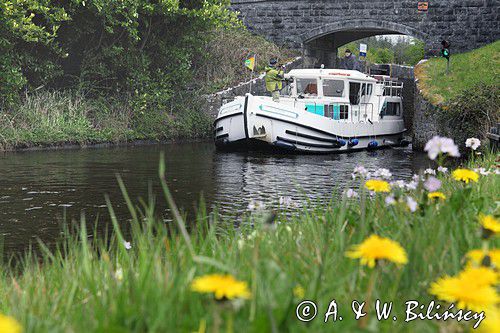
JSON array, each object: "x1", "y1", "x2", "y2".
[{"x1": 286, "y1": 69, "x2": 377, "y2": 83}]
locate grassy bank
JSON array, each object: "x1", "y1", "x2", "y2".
[
  {"x1": 0, "y1": 91, "x2": 213, "y2": 150},
  {"x1": 414, "y1": 41, "x2": 499, "y2": 150},
  {"x1": 415, "y1": 41, "x2": 500, "y2": 105},
  {"x1": 0, "y1": 146, "x2": 498, "y2": 332}
]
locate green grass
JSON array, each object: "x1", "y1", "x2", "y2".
[
  {"x1": 0, "y1": 91, "x2": 213, "y2": 150},
  {"x1": 0, "y1": 153, "x2": 498, "y2": 332},
  {"x1": 415, "y1": 41, "x2": 500, "y2": 105}
]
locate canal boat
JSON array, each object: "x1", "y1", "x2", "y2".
[{"x1": 214, "y1": 68, "x2": 409, "y2": 153}]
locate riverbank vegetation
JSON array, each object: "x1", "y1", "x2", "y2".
[
  {"x1": 415, "y1": 41, "x2": 500, "y2": 150},
  {"x1": 0, "y1": 0, "x2": 295, "y2": 150},
  {"x1": 415, "y1": 41, "x2": 499, "y2": 104},
  {"x1": 0, "y1": 138, "x2": 498, "y2": 332},
  {"x1": 339, "y1": 36, "x2": 425, "y2": 66}
]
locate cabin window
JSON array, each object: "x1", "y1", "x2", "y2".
[
  {"x1": 325, "y1": 104, "x2": 349, "y2": 120},
  {"x1": 364, "y1": 84, "x2": 373, "y2": 96},
  {"x1": 296, "y1": 78, "x2": 318, "y2": 96},
  {"x1": 349, "y1": 82, "x2": 361, "y2": 105},
  {"x1": 382, "y1": 102, "x2": 401, "y2": 116},
  {"x1": 322, "y1": 80, "x2": 344, "y2": 97},
  {"x1": 340, "y1": 105, "x2": 349, "y2": 119},
  {"x1": 360, "y1": 83, "x2": 373, "y2": 97}
]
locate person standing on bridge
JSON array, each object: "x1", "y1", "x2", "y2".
[
  {"x1": 340, "y1": 49, "x2": 360, "y2": 71},
  {"x1": 264, "y1": 58, "x2": 285, "y2": 102}
]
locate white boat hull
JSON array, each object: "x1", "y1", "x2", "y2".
[{"x1": 214, "y1": 94, "x2": 408, "y2": 154}]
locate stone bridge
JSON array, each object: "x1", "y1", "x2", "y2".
[{"x1": 231, "y1": 0, "x2": 499, "y2": 67}]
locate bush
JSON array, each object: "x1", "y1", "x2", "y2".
[
  {"x1": 193, "y1": 29, "x2": 298, "y2": 93},
  {"x1": 438, "y1": 83, "x2": 500, "y2": 151}
]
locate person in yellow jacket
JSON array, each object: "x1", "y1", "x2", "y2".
[{"x1": 264, "y1": 58, "x2": 285, "y2": 102}]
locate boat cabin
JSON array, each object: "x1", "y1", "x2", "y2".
[{"x1": 280, "y1": 69, "x2": 403, "y2": 123}]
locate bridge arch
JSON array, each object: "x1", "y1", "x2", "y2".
[
  {"x1": 301, "y1": 19, "x2": 429, "y2": 45},
  {"x1": 300, "y1": 19, "x2": 430, "y2": 68}
]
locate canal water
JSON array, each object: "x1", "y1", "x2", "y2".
[{"x1": 0, "y1": 142, "x2": 430, "y2": 253}]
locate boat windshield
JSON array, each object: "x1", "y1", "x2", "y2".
[
  {"x1": 323, "y1": 79, "x2": 344, "y2": 97},
  {"x1": 296, "y1": 78, "x2": 318, "y2": 96}
]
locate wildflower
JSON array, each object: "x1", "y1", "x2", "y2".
[
  {"x1": 474, "y1": 167, "x2": 491, "y2": 176},
  {"x1": 123, "y1": 241, "x2": 132, "y2": 250},
  {"x1": 424, "y1": 168, "x2": 436, "y2": 175},
  {"x1": 405, "y1": 180, "x2": 418, "y2": 191},
  {"x1": 390, "y1": 180, "x2": 406, "y2": 189},
  {"x1": 345, "y1": 188, "x2": 358, "y2": 198},
  {"x1": 406, "y1": 196, "x2": 418, "y2": 212},
  {"x1": 412, "y1": 174, "x2": 422, "y2": 182},
  {"x1": 424, "y1": 177, "x2": 441, "y2": 192},
  {"x1": 478, "y1": 307, "x2": 500, "y2": 333},
  {"x1": 466, "y1": 249, "x2": 500, "y2": 268},
  {"x1": 365, "y1": 179, "x2": 391, "y2": 193},
  {"x1": 373, "y1": 168, "x2": 392, "y2": 179},
  {"x1": 191, "y1": 274, "x2": 250, "y2": 300},
  {"x1": 459, "y1": 266, "x2": 498, "y2": 286},
  {"x1": 465, "y1": 138, "x2": 481, "y2": 151},
  {"x1": 479, "y1": 214, "x2": 500, "y2": 236},
  {"x1": 293, "y1": 285, "x2": 305, "y2": 299},
  {"x1": 452, "y1": 168, "x2": 479, "y2": 184},
  {"x1": 428, "y1": 192, "x2": 446, "y2": 200},
  {"x1": 424, "y1": 136, "x2": 460, "y2": 160},
  {"x1": 345, "y1": 235, "x2": 408, "y2": 268},
  {"x1": 437, "y1": 166, "x2": 448, "y2": 173},
  {"x1": 0, "y1": 314, "x2": 22, "y2": 333},
  {"x1": 429, "y1": 267, "x2": 499, "y2": 312},
  {"x1": 352, "y1": 165, "x2": 370, "y2": 179},
  {"x1": 385, "y1": 195, "x2": 396, "y2": 206}
]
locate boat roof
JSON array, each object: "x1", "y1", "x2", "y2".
[{"x1": 286, "y1": 69, "x2": 376, "y2": 82}]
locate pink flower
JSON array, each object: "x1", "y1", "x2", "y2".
[
  {"x1": 424, "y1": 177, "x2": 442, "y2": 192},
  {"x1": 345, "y1": 189, "x2": 359, "y2": 198},
  {"x1": 385, "y1": 195, "x2": 396, "y2": 206}
]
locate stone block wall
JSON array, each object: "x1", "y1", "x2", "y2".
[{"x1": 231, "y1": 0, "x2": 499, "y2": 57}]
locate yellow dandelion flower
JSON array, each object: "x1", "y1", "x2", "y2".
[
  {"x1": 452, "y1": 168, "x2": 479, "y2": 184},
  {"x1": 293, "y1": 285, "x2": 305, "y2": 299},
  {"x1": 478, "y1": 307, "x2": 500, "y2": 333},
  {"x1": 364, "y1": 179, "x2": 391, "y2": 193},
  {"x1": 458, "y1": 266, "x2": 498, "y2": 286},
  {"x1": 466, "y1": 249, "x2": 500, "y2": 268},
  {"x1": 479, "y1": 214, "x2": 500, "y2": 235},
  {"x1": 428, "y1": 192, "x2": 446, "y2": 200},
  {"x1": 345, "y1": 234, "x2": 408, "y2": 268},
  {"x1": 191, "y1": 274, "x2": 250, "y2": 300},
  {"x1": 0, "y1": 314, "x2": 22, "y2": 333},
  {"x1": 429, "y1": 267, "x2": 499, "y2": 312}
]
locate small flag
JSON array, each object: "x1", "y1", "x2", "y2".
[{"x1": 245, "y1": 55, "x2": 255, "y2": 71}]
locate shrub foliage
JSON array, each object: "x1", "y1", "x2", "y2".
[{"x1": 0, "y1": 0, "x2": 240, "y2": 109}]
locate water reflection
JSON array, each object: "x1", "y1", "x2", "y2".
[
  {"x1": 213, "y1": 148, "x2": 430, "y2": 213},
  {"x1": 0, "y1": 142, "x2": 430, "y2": 253}
]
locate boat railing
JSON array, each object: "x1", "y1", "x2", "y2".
[{"x1": 352, "y1": 103, "x2": 375, "y2": 122}]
